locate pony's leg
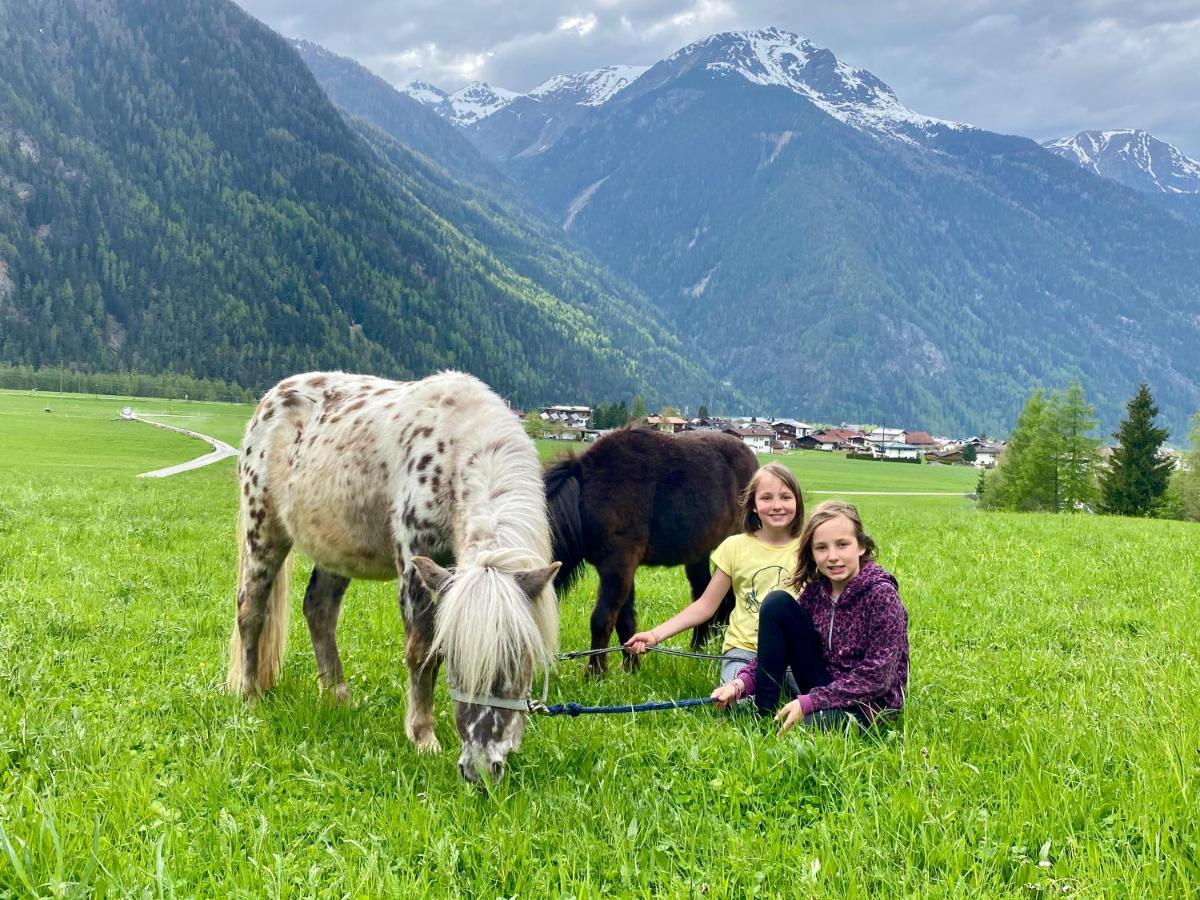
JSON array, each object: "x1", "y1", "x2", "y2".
[
  {"x1": 615, "y1": 583, "x2": 641, "y2": 673},
  {"x1": 302, "y1": 567, "x2": 352, "y2": 704},
  {"x1": 232, "y1": 535, "x2": 293, "y2": 699},
  {"x1": 686, "y1": 557, "x2": 733, "y2": 650},
  {"x1": 399, "y1": 568, "x2": 442, "y2": 752},
  {"x1": 588, "y1": 564, "x2": 635, "y2": 677}
]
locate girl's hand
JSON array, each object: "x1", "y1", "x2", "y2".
[
  {"x1": 710, "y1": 680, "x2": 742, "y2": 710},
  {"x1": 623, "y1": 629, "x2": 660, "y2": 654},
  {"x1": 775, "y1": 699, "x2": 804, "y2": 734}
]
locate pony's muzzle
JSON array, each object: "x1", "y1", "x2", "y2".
[{"x1": 458, "y1": 750, "x2": 505, "y2": 783}]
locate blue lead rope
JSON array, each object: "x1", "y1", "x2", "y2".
[{"x1": 536, "y1": 696, "x2": 715, "y2": 717}]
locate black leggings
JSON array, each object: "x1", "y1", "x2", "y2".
[{"x1": 754, "y1": 590, "x2": 832, "y2": 714}]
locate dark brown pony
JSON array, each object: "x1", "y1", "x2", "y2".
[{"x1": 544, "y1": 427, "x2": 758, "y2": 675}]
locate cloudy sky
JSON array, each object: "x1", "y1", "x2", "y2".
[{"x1": 234, "y1": 1, "x2": 1200, "y2": 154}]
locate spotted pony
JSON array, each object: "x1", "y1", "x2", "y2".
[{"x1": 227, "y1": 371, "x2": 559, "y2": 782}]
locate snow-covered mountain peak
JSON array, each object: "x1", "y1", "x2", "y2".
[
  {"x1": 444, "y1": 81, "x2": 519, "y2": 126},
  {"x1": 399, "y1": 80, "x2": 449, "y2": 106},
  {"x1": 662, "y1": 27, "x2": 968, "y2": 142},
  {"x1": 528, "y1": 65, "x2": 649, "y2": 107},
  {"x1": 1043, "y1": 129, "x2": 1200, "y2": 194}
]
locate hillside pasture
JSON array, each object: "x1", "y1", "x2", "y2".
[{"x1": 0, "y1": 390, "x2": 1197, "y2": 895}]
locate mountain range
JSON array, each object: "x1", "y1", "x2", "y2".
[
  {"x1": 2, "y1": 4, "x2": 1198, "y2": 435},
  {"x1": 387, "y1": 27, "x2": 1200, "y2": 435}
]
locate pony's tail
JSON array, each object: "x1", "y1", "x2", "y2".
[
  {"x1": 543, "y1": 455, "x2": 585, "y2": 591},
  {"x1": 227, "y1": 512, "x2": 293, "y2": 695}
]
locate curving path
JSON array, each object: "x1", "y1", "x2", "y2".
[{"x1": 131, "y1": 414, "x2": 238, "y2": 478}]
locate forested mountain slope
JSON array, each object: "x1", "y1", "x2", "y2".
[
  {"x1": 289, "y1": 39, "x2": 736, "y2": 412},
  {"x1": 0, "y1": 0, "x2": 731, "y2": 407}
]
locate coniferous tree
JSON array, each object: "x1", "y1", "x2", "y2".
[
  {"x1": 1100, "y1": 383, "x2": 1173, "y2": 517},
  {"x1": 982, "y1": 383, "x2": 1101, "y2": 512},
  {"x1": 1054, "y1": 381, "x2": 1101, "y2": 512},
  {"x1": 984, "y1": 389, "x2": 1055, "y2": 511}
]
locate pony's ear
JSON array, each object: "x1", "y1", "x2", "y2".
[
  {"x1": 515, "y1": 562, "x2": 562, "y2": 599},
  {"x1": 412, "y1": 556, "x2": 452, "y2": 597}
]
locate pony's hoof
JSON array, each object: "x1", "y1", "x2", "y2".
[
  {"x1": 414, "y1": 733, "x2": 442, "y2": 754},
  {"x1": 584, "y1": 659, "x2": 609, "y2": 680},
  {"x1": 228, "y1": 679, "x2": 260, "y2": 702},
  {"x1": 323, "y1": 682, "x2": 352, "y2": 705}
]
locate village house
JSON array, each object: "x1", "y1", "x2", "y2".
[
  {"x1": 642, "y1": 415, "x2": 689, "y2": 433},
  {"x1": 770, "y1": 419, "x2": 814, "y2": 448},
  {"x1": 967, "y1": 437, "x2": 1006, "y2": 468},
  {"x1": 924, "y1": 445, "x2": 966, "y2": 464},
  {"x1": 542, "y1": 404, "x2": 591, "y2": 428},
  {"x1": 903, "y1": 430, "x2": 936, "y2": 452},
  {"x1": 865, "y1": 427, "x2": 906, "y2": 447},
  {"x1": 724, "y1": 425, "x2": 775, "y2": 453},
  {"x1": 878, "y1": 441, "x2": 922, "y2": 461},
  {"x1": 797, "y1": 428, "x2": 861, "y2": 452}
]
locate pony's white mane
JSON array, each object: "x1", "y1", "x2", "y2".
[
  {"x1": 431, "y1": 548, "x2": 557, "y2": 698},
  {"x1": 431, "y1": 422, "x2": 558, "y2": 699}
]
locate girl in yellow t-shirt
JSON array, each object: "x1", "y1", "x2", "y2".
[{"x1": 625, "y1": 462, "x2": 804, "y2": 687}]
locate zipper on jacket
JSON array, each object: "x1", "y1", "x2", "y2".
[{"x1": 828, "y1": 594, "x2": 839, "y2": 648}]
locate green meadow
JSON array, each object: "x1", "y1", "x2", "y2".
[{"x1": 1, "y1": 389, "x2": 1197, "y2": 896}]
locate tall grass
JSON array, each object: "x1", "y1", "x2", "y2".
[{"x1": 1, "y1": 390, "x2": 1197, "y2": 895}]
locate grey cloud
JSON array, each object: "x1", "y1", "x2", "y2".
[{"x1": 235, "y1": 0, "x2": 1200, "y2": 154}]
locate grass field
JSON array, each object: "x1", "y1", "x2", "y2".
[{"x1": 1, "y1": 389, "x2": 1197, "y2": 896}]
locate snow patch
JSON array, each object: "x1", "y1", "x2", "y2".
[
  {"x1": 686, "y1": 266, "x2": 718, "y2": 298},
  {"x1": 763, "y1": 130, "x2": 796, "y2": 166},
  {"x1": 563, "y1": 175, "x2": 609, "y2": 230}
]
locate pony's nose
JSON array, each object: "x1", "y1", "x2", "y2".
[
  {"x1": 457, "y1": 756, "x2": 505, "y2": 782},
  {"x1": 458, "y1": 759, "x2": 482, "y2": 783}
]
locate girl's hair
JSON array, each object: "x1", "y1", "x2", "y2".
[
  {"x1": 787, "y1": 499, "x2": 877, "y2": 592},
  {"x1": 740, "y1": 462, "x2": 804, "y2": 538}
]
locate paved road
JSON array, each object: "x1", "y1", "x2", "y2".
[{"x1": 131, "y1": 414, "x2": 238, "y2": 478}]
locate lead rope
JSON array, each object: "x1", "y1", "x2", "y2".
[{"x1": 447, "y1": 643, "x2": 725, "y2": 716}]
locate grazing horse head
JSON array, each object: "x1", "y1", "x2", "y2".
[{"x1": 414, "y1": 552, "x2": 560, "y2": 782}]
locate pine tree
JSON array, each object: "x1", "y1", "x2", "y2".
[
  {"x1": 984, "y1": 389, "x2": 1055, "y2": 511},
  {"x1": 1100, "y1": 384, "x2": 1173, "y2": 517},
  {"x1": 1053, "y1": 381, "x2": 1101, "y2": 512},
  {"x1": 982, "y1": 383, "x2": 1100, "y2": 512}
]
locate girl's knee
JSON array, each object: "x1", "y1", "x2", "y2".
[{"x1": 760, "y1": 590, "x2": 807, "y2": 625}]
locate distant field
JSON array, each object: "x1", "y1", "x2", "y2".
[{"x1": 1, "y1": 390, "x2": 1197, "y2": 895}]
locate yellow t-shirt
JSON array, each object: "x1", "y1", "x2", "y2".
[{"x1": 711, "y1": 532, "x2": 802, "y2": 653}]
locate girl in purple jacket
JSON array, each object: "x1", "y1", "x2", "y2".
[{"x1": 712, "y1": 500, "x2": 908, "y2": 732}]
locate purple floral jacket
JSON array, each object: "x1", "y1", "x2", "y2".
[{"x1": 735, "y1": 560, "x2": 909, "y2": 720}]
